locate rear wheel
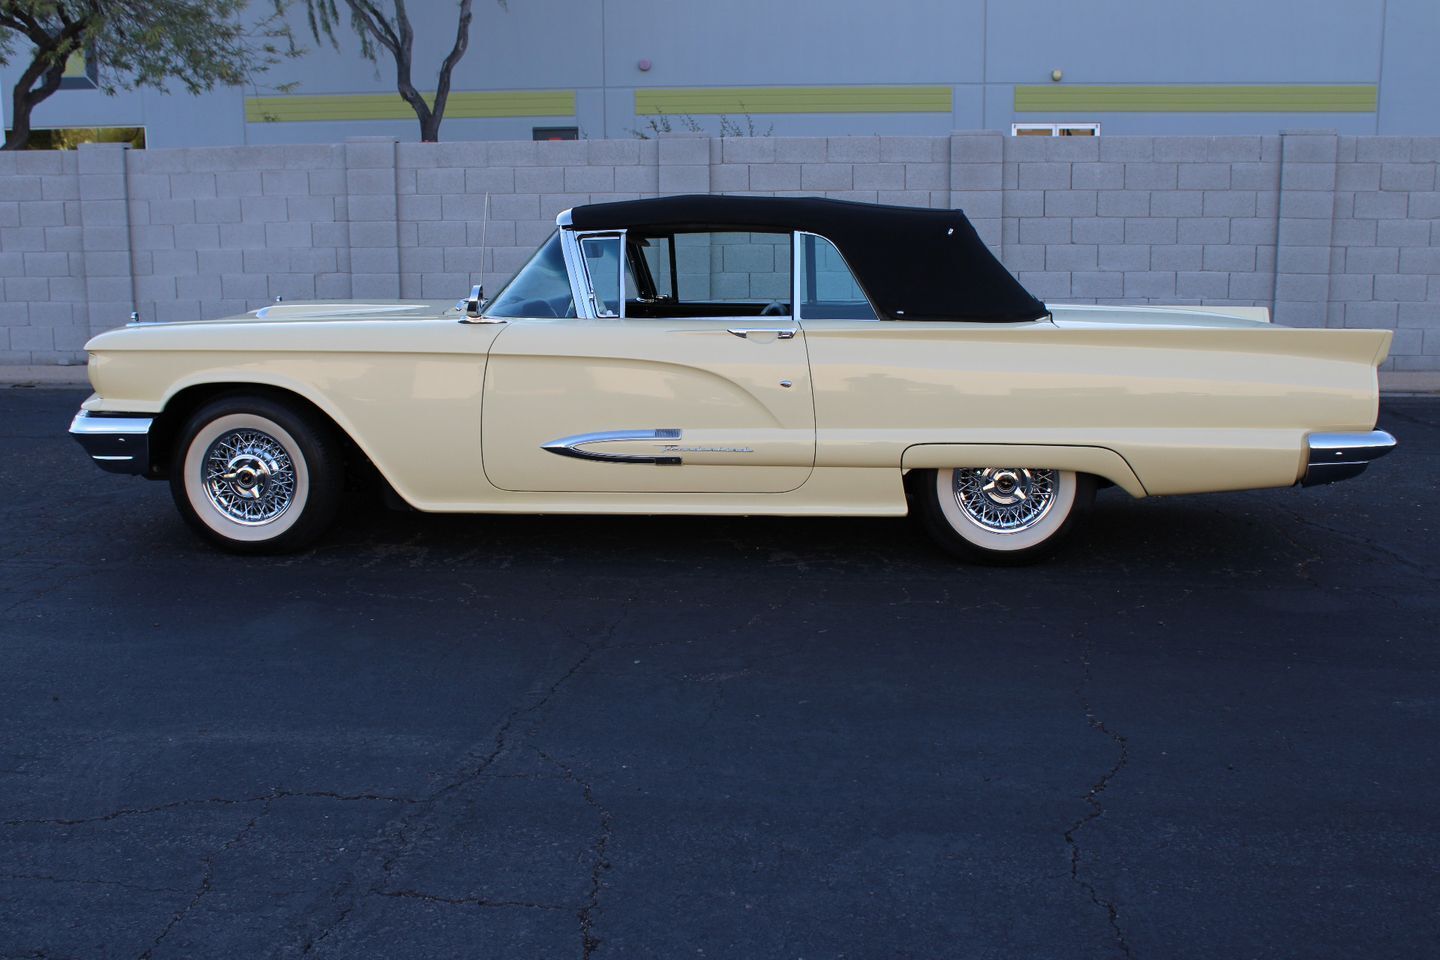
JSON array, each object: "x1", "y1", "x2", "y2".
[
  {"x1": 914, "y1": 467, "x2": 1093, "y2": 564},
  {"x1": 169, "y1": 396, "x2": 343, "y2": 554}
]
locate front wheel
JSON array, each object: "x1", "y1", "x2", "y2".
[
  {"x1": 914, "y1": 467, "x2": 1094, "y2": 564},
  {"x1": 169, "y1": 396, "x2": 343, "y2": 554}
]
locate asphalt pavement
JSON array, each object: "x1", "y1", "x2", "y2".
[{"x1": 2, "y1": 387, "x2": 1437, "y2": 960}]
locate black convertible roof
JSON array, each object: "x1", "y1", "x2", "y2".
[{"x1": 567, "y1": 195, "x2": 1046, "y2": 323}]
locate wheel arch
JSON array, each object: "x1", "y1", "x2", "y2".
[
  {"x1": 900, "y1": 443, "x2": 1148, "y2": 497},
  {"x1": 150, "y1": 379, "x2": 396, "y2": 500}
]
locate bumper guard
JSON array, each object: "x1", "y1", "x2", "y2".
[
  {"x1": 1302, "y1": 430, "x2": 1397, "y2": 486},
  {"x1": 69, "y1": 410, "x2": 154, "y2": 475}
]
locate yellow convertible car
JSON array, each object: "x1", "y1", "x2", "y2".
[{"x1": 70, "y1": 195, "x2": 1396, "y2": 561}]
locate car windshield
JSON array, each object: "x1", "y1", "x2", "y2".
[{"x1": 484, "y1": 231, "x2": 576, "y2": 319}]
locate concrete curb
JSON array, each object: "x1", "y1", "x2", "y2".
[{"x1": 2, "y1": 365, "x2": 89, "y2": 386}]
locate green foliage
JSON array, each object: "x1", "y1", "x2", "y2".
[
  {"x1": 0, "y1": 0, "x2": 299, "y2": 148},
  {"x1": 25, "y1": 125, "x2": 145, "y2": 149},
  {"x1": 0, "y1": 1, "x2": 296, "y2": 94},
  {"x1": 630, "y1": 108, "x2": 773, "y2": 140}
]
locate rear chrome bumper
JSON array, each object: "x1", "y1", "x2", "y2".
[
  {"x1": 1302, "y1": 430, "x2": 1397, "y2": 486},
  {"x1": 69, "y1": 410, "x2": 153, "y2": 475}
]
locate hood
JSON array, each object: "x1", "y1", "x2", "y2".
[
  {"x1": 1047, "y1": 303, "x2": 1271, "y2": 329},
  {"x1": 243, "y1": 300, "x2": 459, "y2": 323},
  {"x1": 131, "y1": 300, "x2": 461, "y2": 327}
]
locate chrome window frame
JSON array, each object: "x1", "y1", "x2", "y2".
[
  {"x1": 792, "y1": 230, "x2": 882, "y2": 322},
  {"x1": 565, "y1": 223, "x2": 798, "y2": 323},
  {"x1": 565, "y1": 228, "x2": 628, "y2": 319},
  {"x1": 660, "y1": 228, "x2": 794, "y2": 319}
]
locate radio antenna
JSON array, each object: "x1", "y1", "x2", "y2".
[
  {"x1": 478, "y1": 191, "x2": 490, "y2": 299},
  {"x1": 461, "y1": 192, "x2": 490, "y2": 318}
]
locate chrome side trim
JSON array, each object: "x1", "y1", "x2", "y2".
[
  {"x1": 542, "y1": 429, "x2": 684, "y2": 465},
  {"x1": 727, "y1": 327, "x2": 797, "y2": 339},
  {"x1": 1302, "y1": 430, "x2": 1397, "y2": 486},
  {"x1": 69, "y1": 410, "x2": 154, "y2": 475}
]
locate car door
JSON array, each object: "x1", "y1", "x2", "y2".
[{"x1": 481, "y1": 229, "x2": 815, "y2": 494}]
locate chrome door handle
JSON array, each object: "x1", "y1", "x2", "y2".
[{"x1": 727, "y1": 328, "x2": 797, "y2": 339}]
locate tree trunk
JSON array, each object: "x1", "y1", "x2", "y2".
[
  {"x1": 4, "y1": 92, "x2": 35, "y2": 151},
  {"x1": 2, "y1": 58, "x2": 65, "y2": 151},
  {"x1": 419, "y1": 112, "x2": 442, "y2": 142}
]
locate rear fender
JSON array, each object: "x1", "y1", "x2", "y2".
[{"x1": 902, "y1": 443, "x2": 1147, "y2": 497}]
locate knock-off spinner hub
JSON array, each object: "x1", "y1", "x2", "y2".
[
  {"x1": 983, "y1": 469, "x2": 1029, "y2": 505},
  {"x1": 221, "y1": 454, "x2": 274, "y2": 500}
]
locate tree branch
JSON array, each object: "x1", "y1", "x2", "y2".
[{"x1": 432, "y1": 0, "x2": 474, "y2": 129}]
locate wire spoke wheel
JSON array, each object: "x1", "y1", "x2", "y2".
[
  {"x1": 918, "y1": 466, "x2": 1092, "y2": 564},
  {"x1": 172, "y1": 398, "x2": 342, "y2": 553},
  {"x1": 952, "y1": 467, "x2": 1058, "y2": 534},
  {"x1": 201, "y1": 428, "x2": 298, "y2": 525}
]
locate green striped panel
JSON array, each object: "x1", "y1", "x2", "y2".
[
  {"x1": 1014, "y1": 84, "x2": 1377, "y2": 113},
  {"x1": 635, "y1": 85, "x2": 953, "y2": 116},
  {"x1": 245, "y1": 90, "x2": 576, "y2": 123}
]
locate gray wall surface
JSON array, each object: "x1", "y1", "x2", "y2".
[
  {"x1": 3, "y1": 0, "x2": 1435, "y2": 146},
  {"x1": 1, "y1": 132, "x2": 1436, "y2": 378}
]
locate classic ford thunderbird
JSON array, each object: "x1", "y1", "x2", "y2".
[{"x1": 70, "y1": 195, "x2": 1396, "y2": 561}]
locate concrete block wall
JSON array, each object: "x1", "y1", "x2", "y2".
[{"x1": 0, "y1": 131, "x2": 1436, "y2": 378}]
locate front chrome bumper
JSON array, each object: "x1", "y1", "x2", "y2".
[
  {"x1": 1302, "y1": 430, "x2": 1397, "y2": 486},
  {"x1": 69, "y1": 410, "x2": 153, "y2": 475}
]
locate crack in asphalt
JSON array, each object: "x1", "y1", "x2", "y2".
[
  {"x1": 538, "y1": 750, "x2": 614, "y2": 960},
  {"x1": 0, "y1": 559, "x2": 69, "y2": 620},
  {"x1": 431, "y1": 614, "x2": 624, "y2": 803},
  {"x1": 4, "y1": 790, "x2": 421, "y2": 828},
  {"x1": 293, "y1": 611, "x2": 628, "y2": 955},
  {"x1": 1279, "y1": 506, "x2": 1439, "y2": 584},
  {"x1": 1379, "y1": 405, "x2": 1440, "y2": 430},
  {"x1": 0, "y1": 874, "x2": 187, "y2": 896},
  {"x1": 137, "y1": 801, "x2": 271, "y2": 960},
  {"x1": 375, "y1": 889, "x2": 568, "y2": 911},
  {"x1": 1063, "y1": 634, "x2": 1134, "y2": 959}
]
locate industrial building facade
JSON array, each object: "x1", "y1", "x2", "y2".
[{"x1": 1, "y1": 0, "x2": 1436, "y2": 148}]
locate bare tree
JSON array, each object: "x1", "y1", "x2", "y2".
[
  {"x1": 0, "y1": 0, "x2": 296, "y2": 150},
  {"x1": 306, "y1": 0, "x2": 504, "y2": 142}
]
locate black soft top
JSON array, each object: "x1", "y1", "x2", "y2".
[{"x1": 568, "y1": 195, "x2": 1046, "y2": 323}]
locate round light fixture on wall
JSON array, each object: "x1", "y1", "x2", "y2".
[
  {"x1": 1051, "y1": 69, "x2": 1063, "y2": 82},
  {"x1": 638, "y1": 58, "x2": 652, "y2": 72}
]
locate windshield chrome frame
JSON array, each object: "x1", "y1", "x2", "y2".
[{"x1": 564, "y1": 228, "x2": 628, "y2": 320}]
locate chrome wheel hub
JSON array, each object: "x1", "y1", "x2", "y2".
[
  {"x1": 203, "y1": 429, "x2": 296, "y2": 525},
  {"x1": 953, "y1": 467, "x2": 1058, "y2": 533}
]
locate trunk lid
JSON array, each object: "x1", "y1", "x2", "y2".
[{"x1": 1048, "y1": 303, "x2": 1272, "y2": 329}]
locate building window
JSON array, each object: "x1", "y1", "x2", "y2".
[
  {"x1": 533, "y1": 126, "x2": 579, "y2": 141},
  {"x1": 1011, "y1": 122, "x2": 1100, "y2": 137},
  {"x1": 60, "y1": 48, "x2": 98, "y2": 90},
  {"x1": 19, "y1": 127, "x2": 146, "y2": 150}
]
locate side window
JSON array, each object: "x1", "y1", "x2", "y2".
[
  {"x1": 637, "y1": 236, "x2": 674, "y2": 300},
  {"x1": 680, "y1": 232, "x2": 790, "y2": 303},
  {"x1": 631, "y1": 231, "x2": 791, "y2": 318},
  {"x1": 798, "y1": 233, "x2": 878, "y2": 320},
  {"x1": 580, "y1": 235, "x2": 623, "y2": 317}
]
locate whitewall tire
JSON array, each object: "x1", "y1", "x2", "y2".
[
  {"x1": 169, "y1": 396, "x2": 342, "y2": 554},
  {"x1": 915, "y1": 467, "x2": 1093, "y2": 564}
]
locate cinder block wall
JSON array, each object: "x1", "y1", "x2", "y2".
[{"x1": 0, "y1": 130, "x2": 1436, "y2": 376}]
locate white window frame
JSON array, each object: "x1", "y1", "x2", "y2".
[{"x1": 1011, "y1": 122, "x2": 1101, "y2": 137}]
